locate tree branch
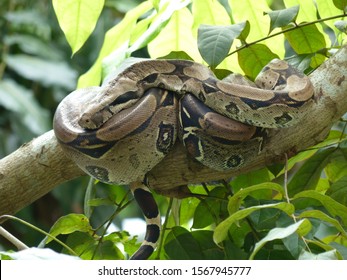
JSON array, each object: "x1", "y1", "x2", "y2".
[{"x1": 1, "y1": 45, "x2": 347, "y2": 216}]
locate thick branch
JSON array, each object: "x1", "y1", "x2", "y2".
[{"x1": 1, "y1": 46, "x2": 347, "y2": 215}]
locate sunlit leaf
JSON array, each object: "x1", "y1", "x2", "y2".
[
  {"x1": 148, "y1": 7, "x2": 201, "y2": 61},
  {"x1": 52, "y1": 0, "x2": 104, "y2": 54},
  {"x1": 78, "y1": 1, "x2": 153, "y2": 87},
  {"x1": 284, "y1": 24, "x2": 326, "y2": 54},
  {"x1": 238, "y1": 44, "x2": 279, "y2": 80},
  {"x1": 129, "y1": 0, "x2": 191, "y2": 53},
  {"x1": 192, "y1": 0, "x2": 231, "y2": 30}
]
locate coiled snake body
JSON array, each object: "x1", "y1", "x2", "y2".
[{"x1": 53, "y1": 59, "x2": 314, "y2": 259}]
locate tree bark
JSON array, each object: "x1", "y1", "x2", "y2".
[{"x1": 1, "y1": 45, "x2": 347, "y2": 216}]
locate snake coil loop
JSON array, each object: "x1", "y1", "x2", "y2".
[{"x1": 53, "y1": 59, "x2": 314, "y2": 259}]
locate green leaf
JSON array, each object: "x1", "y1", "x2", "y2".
[
  {"x1": 265, "y1": 5, "x2": 300, "y2": 33},
  {"x1": 228, "y1": 182, "x2": 285, "y2": 215},
  {"x1": 287, "y1": 148, "x2": 336, "y2": 196},
  {"x1": 192, "y1": 0, "x2": 231, "y2": 31},
  {"x1": 148, "y1": 7, "x2": 201, "y2": 61},
  {"x1": 78, "y1": 1, "x2": 153, "y2": 87},
  {"x1": 298, "y1": 209, "x2": 347, "y2": 237},
  {"x1": 46, "y1": 214, "x2": 92, "y2": 243},
  {"x1": 214, "y1": 202, "x2": 295, "y2": 244},
  {"x1": 316, "y1": 0, "x2": 344, "y2": 37},
  {"x1": 238, "y1": 44, "x2": 279, "y2": 80},
  {"x1": 284, "y1": 24, "x2": 326, "y2": 54},
  {"x1": 293, "y1": 190, "x2": 347, "y2": 225},
  {"x1": 198, "y1": 23, "x2": 246, "y2": 68},
  {"x1": 52, "y1": 0, "x2": 104, "y2": 54},
  {"x1": 333, "y1": 0, "x2": 347, "y2": 10},
  {"x1": 250, "y1": 219, "x2": 311, "y2": 259},
  {"x1": 129, "y1": 0, "x2": 191, "y2": 53},
  {"x1": 238, "y1": 20, "x2": 251, "y2": 42},
  {"x1": 164, "y1": 226, "x2": 202, "y2": 259},
  {"x1": 327, "y1": 176, "x2": 347, "y2": 206}
]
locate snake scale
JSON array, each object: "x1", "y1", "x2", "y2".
[{"x1": 53, "y1": 59, "x2": 314, "y2": 259}]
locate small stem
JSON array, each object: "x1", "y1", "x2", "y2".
[
  {"x1": 228, "y1": 13, "x2": 347, "y2": 57},
  {"x1": 0, "y1": 215, "x2": 77, "y2": 256}
]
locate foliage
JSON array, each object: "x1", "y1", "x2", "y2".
[{"x1": 1, "y1": 0, "x2": 347, "y2": 260}]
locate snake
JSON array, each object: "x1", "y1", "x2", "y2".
[{"x1": 53, "y1": 58, "x2": 314, "y2": 259}]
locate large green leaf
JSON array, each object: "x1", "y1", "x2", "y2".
[
  {"x1": 148, "y1": 7, "x2": 201, "y2": 60},
  {"x1": 213, "y1": 202, "x2": 295, "y2": 244},
  {"x1": 316, "y1": 0, "x2": 345, "y2": 38},
  {"x1": 250, "y1": 219, "x2": 311, "y2": 259},
  {"x1": 129, "y1": 0, "x2": 191, "y2": 53},
  {"x1": 229, "y1": 0, "x2": 285, "y2": 57},
  {"x1": 198, "y1": 23, "x2": 246, "y2": 68},
  {"x1": 192, "y1": 0, "x2": 231, "y2": 30},
  {"x1": 238, "y1": 44, "x2": 279, "y2": 80},
  {"x1": 284, "y1": 24, "x2": 326, "y2": 54},
  {"x1": 52, "y1": 0, "x2": 104, "y2": 54},
  {"x1": 78, "y1": 1, "x2": 153, "y2": 87}
]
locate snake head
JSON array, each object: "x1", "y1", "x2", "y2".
[{"x1": 78, "y1": 111, "x2": 106, "y2": 130}]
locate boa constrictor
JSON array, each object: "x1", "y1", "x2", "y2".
[{"x1": 53, "y1": 59, "x2": 314, "y2": 259}]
